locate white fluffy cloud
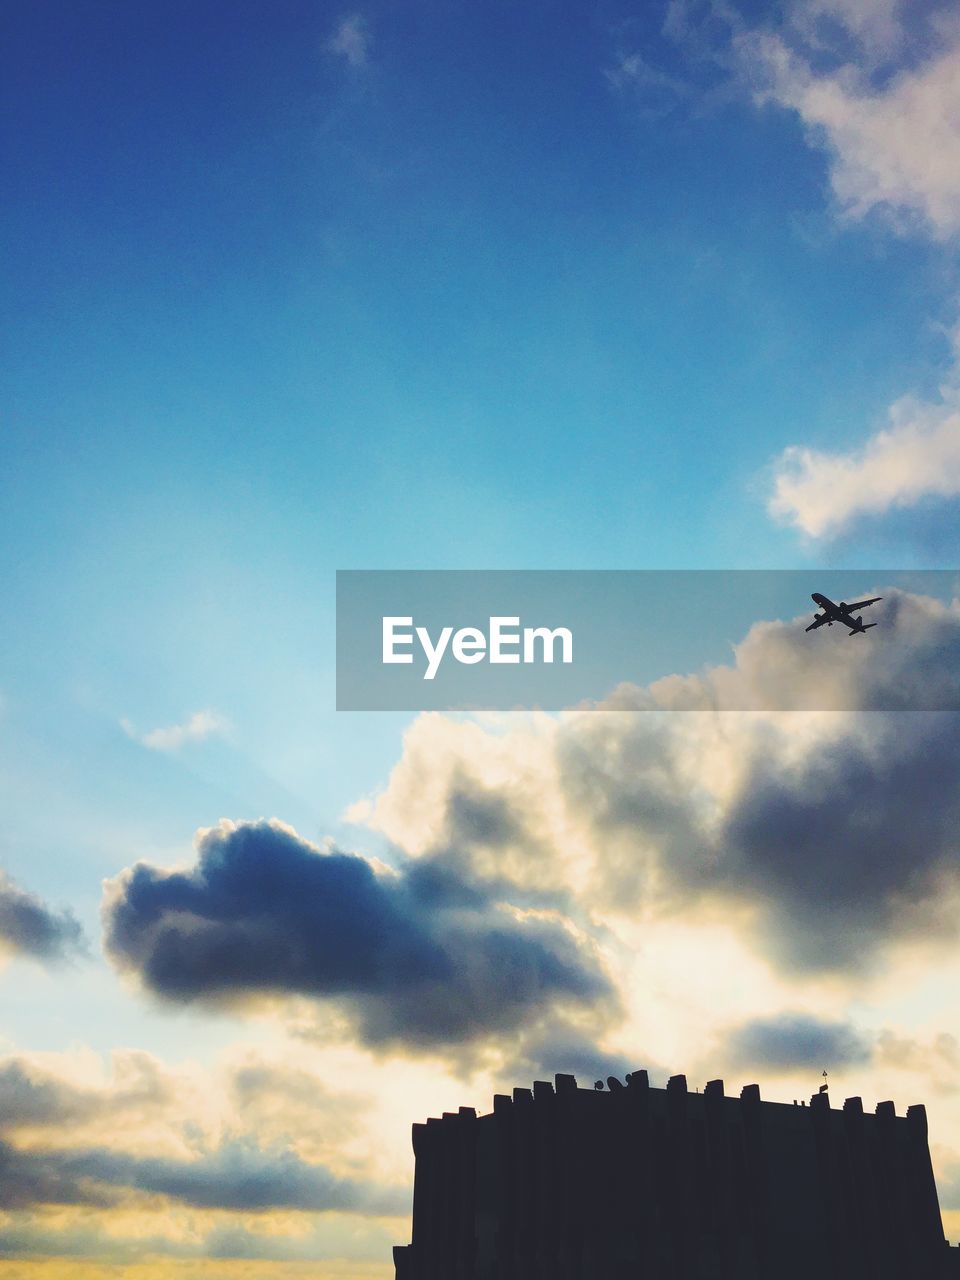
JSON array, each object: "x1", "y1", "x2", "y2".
[
  {"x1": 768, "y1": 385, "x2": 960, "y2": 536},
  {"x1": 737, "y1": 7, "x2": 960, "y2": 237}
]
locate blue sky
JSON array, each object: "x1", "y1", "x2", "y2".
[{"x1": 3, "y1": 1, "x2": 960, "y2": 1274}]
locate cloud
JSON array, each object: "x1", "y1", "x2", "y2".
[
  {"x1": 0, "y1": 871, "x2": 84, "y2": 964},
  {"x1": 0, "y1": 1050, "x2": 172, "y2": 1134},
  {"x1": 651, "y1": 5, "x2": 960, "y2": 537},
  {"x1": 737, "y1": 21, "x2": 960, "y2": 239},
  {"x1": 228, "y1": 1060, "x2": 366, "y2": 1149},
  {"x1": 0, "y1": 1046, "x2": 404, "y2": 1226},
  {"x1": 700, "y1": 3, "x2": 960, "y2": 539},
  {"x1": 653, "y1": 2, "x2": 960, "y2": 237},
  {"x1": 355, "y1": 589, "x2": 960, "y2": 977},
  {"x1": 875, "y1": 1029, "x2": 960, "y2": 1095},
  {"x1": 121, "y1": 709, "x2": 229, "y2": 752},
  {"x1": 0, "y1": 1213, "x2": 397, "y2": 1265},
  {"x1": 606, "y1": 51, "x2": 692, "y2": 118},
  {"x1": 326, "y1": 13, "x2": 371, "y2": 69},
  {"x1": 102, "y1": 819, "x2": 614, "y2": 1051},
  {"x1": 768, "y1": 385, "x2": 960, "y2": 538},
  {"x1": 501, "y1": 1019, "x2": 662, "y2": 1090},
  {"x1": 786, "y1": 0, "x2": 905, "y2": 62},
  {"x1": 723, "y1": 1012, "x2": 872, "y2": 1072},
  {"x1": 0, "y1": 1040, "x2": 408, "y2": 1268},
  {"x1": 0, "y1": 1138, "x2": 401, "y2": 1214}
]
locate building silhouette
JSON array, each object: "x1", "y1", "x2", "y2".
[{"x1": 393, "y1": 1070, "x2": 960, "y2": 1279}]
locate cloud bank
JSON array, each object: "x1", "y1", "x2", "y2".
[
  {"x1": 0, "y1": 1137, "x2": 400, "y2": 1214},
  {"x1": 355, "y1": 588, "x2": 960, "y2": 976},
  {"x1": 0, "y1": 1044, "x2": 404, "y2": 1264}
]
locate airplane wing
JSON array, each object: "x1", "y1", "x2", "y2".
[
  {"x1": 846, "y1": 596, "x2": 881, "y2": 611},
  {"x1": 805, "y1": 615, "x2": 829, "y2": 632}
]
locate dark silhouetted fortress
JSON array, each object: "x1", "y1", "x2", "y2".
[{"x1": 393, "y1": 1070, "x2": 960, "y2": 1279}]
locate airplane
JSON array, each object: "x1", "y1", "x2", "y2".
[{"x1": 806, "y1": 592, "x2": 882, "y2": 635}]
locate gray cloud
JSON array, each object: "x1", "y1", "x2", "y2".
[
  {"x1": 103, "y1": 819, "x2": 614, "y2": 1049},
  {"x1": 0, "y1": 1137, "x2": 403, "y2": 1214},
  {"x1": 0, "y1": 871, "x2": 84, "y2": 963},
  {"x1": 724, "y1": 1013, "x2": 872, "y2": 1073},
  {"x1": 502, "y1": 1020, "x2": 662, "y2": 1091}
]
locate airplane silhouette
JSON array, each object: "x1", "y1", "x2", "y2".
[{"x1": 806, "y1": 592, "x2": 881, "y2": 635}]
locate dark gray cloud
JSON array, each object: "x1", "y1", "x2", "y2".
[
  {"x1": 103, "y1": 820, "x2": 614, "y2": 1048},
  {"x1": 0, "y1": 872, "x2": 84, "y2": 963},
  {"x1": 0, "y1": 1137, "x2": 403, "y2": 1214},
  {"x1": 724, "y1": 1013, "x2": 872, "y2": 1073},
  {"x1": 719, "y1": 710, "x2": 960, "y2": 970}
]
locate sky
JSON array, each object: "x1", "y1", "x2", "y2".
[{"x1": 3, "y1": 0, "x2": 960, "y2": 1274}]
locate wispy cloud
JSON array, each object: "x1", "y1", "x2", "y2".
[
  {"x1": 121, "y1": 709, "x2": 229, "y2": 752},
  {"x1": 326, "y1": 13, "x2": 371, "y2": 69},
  {"x1": 605, "y1": 51, "x2": 691, "y2": 118}
]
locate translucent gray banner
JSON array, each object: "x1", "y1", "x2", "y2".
[{"x1": 336, "y1": 570, "x2": 960, "y2": 711}]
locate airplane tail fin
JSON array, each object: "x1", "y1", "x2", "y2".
[{"x1": 850, "y1": 622, "x2": 877, "y2": 634}]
